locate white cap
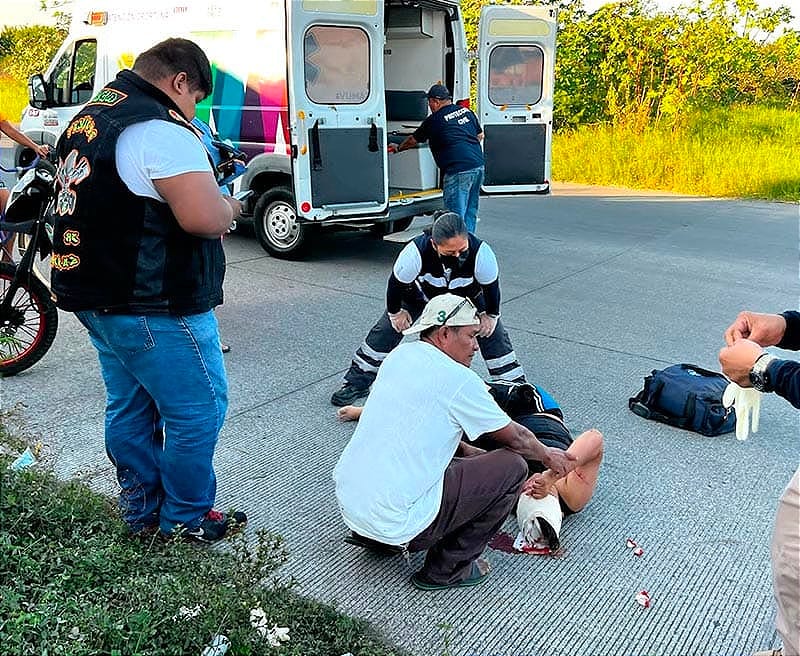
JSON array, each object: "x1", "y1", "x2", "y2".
[
  {"x1": 516, "y1": 493, "x2": 563, "y2": 549},
  {"x1": 402, "y1": 293, "x2": 480, "y2": 335}
]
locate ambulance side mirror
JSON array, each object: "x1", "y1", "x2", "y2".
[{"x1": 28, "y1": 74, "x2": 50, "y2": 110}]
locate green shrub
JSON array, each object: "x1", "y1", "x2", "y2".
[{"x1": 0, "y1": 419, "x2": 403, "y2": 656}]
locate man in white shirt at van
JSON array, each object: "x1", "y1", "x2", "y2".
[{"x1": 333, "y1": 294, "x2": 575, "y2": 590}]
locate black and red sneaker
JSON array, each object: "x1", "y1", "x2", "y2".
[{"x1": 182, "y1": 509, "x2": 247, "y2": 544}]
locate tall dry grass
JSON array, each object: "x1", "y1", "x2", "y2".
[{"x1": 553, "y1": 105, "x2": 800, "y2": 201}]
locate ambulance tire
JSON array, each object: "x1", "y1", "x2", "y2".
[{"x1": 253, "y1": 186, "x2": 313, "y2": 259}]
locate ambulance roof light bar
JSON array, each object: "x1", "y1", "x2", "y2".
[{"x1": 84, "y1": 12, "x2": 108, "y2": 26}]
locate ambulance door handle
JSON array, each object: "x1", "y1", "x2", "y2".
[
  {"x1": 310, "y1": 119, "x2": 323, "y2": 170},
  {"x1": 368, "y1": 122, "x2": 378, "y2": 152}
]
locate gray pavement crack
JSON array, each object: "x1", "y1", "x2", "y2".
[
  {"x1": 503, "y1": 247, "x2": 632, "y2": 303},
  {"x1": 502, "y1": 323, "x2": 677, "y2": 366},
  {"x1": 225, "y1": 368, "x2": 346, "y2": 423}
]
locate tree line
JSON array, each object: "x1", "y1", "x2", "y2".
[
  {"x1": 463, "y1": 0, "x2": 799, "y2": 130},
  {"x1": 2, "y1": 0, "x2": 797, "y2": 130}
]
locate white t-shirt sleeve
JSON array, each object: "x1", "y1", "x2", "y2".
[
  {"x1": 115, "y1": 119, "x2": 212, "y2": 201},
  {"x1": 393, "y1": 240, "x2": 423, "y2": 284},
  {"x1": 449, "y1": 371, "x2": 511, "y2": 441},
  {"x1": 474, "y1": 242, "x2": 499, "y2": 285}
]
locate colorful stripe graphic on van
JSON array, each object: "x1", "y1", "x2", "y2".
[{"x1": 193, "y1": 27, "x2": 290, "y2": 160}]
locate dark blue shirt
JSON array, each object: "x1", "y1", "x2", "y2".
[{"x1": 413, "y1": 103, "x2": 483, "y2": 175}]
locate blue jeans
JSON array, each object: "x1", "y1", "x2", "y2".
[
  {"x1": 443, "y1": 166, "x2": 484, "y2": 234},
  {"x1": 76, "y1": 310, "x2": 228, "y2": 533}
]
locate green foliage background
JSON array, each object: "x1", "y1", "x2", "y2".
[
  {"x1": 0, "y1": 0, "x2": 797, "y2": 198},
  {"x1": 2, "y1": 1, "x2": 797, "y2": 127},
  {"x1": 464, "y1": 0, "x2": 798, "y2": 129},
  {"x1": 0, "y1": 24, "x2": 65, "y2": 120}
]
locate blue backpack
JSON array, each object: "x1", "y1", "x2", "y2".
[{"x1": 629, "y1": 364, "x2": 735, "y2": 436}]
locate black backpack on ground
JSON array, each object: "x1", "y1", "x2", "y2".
[{"x1": 629, "y1": 363, "x2": 735, "y2": 437}]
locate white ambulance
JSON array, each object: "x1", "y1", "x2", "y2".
[{"x1": 21, "y1": 0, "x2": 556, "y2": 258}]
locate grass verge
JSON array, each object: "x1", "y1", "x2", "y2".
[
  {"x1": 0, "y1": 410, "x2": 403, "y2": 656},
  {"x1": 553, "y1": 105, "x2": 800, "y2": 201}
]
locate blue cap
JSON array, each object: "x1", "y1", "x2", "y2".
[{"x1": 426, "y1": 84, "x2": 451, "y2": 100}]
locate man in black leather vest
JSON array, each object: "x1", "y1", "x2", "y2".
[{"x1": 52, "y1": 38, "x2": 245, "y2": 544}]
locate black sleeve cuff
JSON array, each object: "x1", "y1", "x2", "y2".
[
  {"x1": 768, "y1": 358, "x2": 800, "y2": 410},
  {"x1": 777, "y1": 311, "x2": 800, "y2": 351}
]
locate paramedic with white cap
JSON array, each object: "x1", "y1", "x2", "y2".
[{"x1": 333, "y1": 294, "x2": 575, "y2": 591}]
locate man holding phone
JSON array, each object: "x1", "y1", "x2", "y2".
[{"x1": 51, "y1": 39, "x2": 245, "y2": 543}]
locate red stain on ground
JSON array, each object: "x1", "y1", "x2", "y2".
[
  {"x1": 487, "y1": 531, "x2": 564, "y2": 557},
  {"x1": 488, "y1": 531, "x2": 518, "y2": 553}
]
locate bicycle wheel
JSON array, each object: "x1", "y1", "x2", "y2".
[{"x1": 0, "y1": 262, "x2": 58, "y2": 376}]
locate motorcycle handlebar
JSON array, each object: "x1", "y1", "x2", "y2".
[{"x1": 0, "y1": 156, "x2": 41, "y2": 175}]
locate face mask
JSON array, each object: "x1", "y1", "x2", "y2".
[{"x1": 439, "y1": 249, "x2": 468, "y2": 271}]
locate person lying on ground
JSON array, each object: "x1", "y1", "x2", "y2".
[
  {"x1": 479, "y1": 380, "x2": 603, "y2": 551},
  {"x1": 333, "y1": 293, "x2": 575, "y2": 591},
  {"x1": 339, "y1": 379, "x2": 603, "y2": 552}
]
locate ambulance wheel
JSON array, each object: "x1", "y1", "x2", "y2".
[
  {"x1": 391, "y1": 217, "x2": 414, "y2": 233},
  {"x1": 253, "y1": 186, "x2": 313, "y2": 259},
  {"x1": 370, "y1": 217, "x2": 413, "y2": 236}
]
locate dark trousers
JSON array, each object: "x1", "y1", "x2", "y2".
[
  {"x1": 344, "y1": 304, "x2": 525, "y2": 389},
  {"x1": 407, "y1": 449, "x2": 528, "y2": 584}
]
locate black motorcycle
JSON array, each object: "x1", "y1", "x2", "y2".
[{"x1": 0, "y1": 157, "x2": 58, "y2": 375}]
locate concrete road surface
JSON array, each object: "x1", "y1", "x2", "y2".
[{"x1": 2, "y1": 185, "x2": 797, "y2": 656}]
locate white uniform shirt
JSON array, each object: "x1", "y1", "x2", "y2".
[
  {"x1": 333, "y1": 341, "x2": 511, "y2": 544},
  {"x1": 115, "y1": 119, "x2": 211, "y2": 200}
]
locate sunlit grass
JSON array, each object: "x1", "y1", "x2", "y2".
[
  {"x1": 553, "y1": 105, "x2": 800, "y2": 201},
  {"x1": 0, "y1": 75, "x2": 28, "y2": 122}
]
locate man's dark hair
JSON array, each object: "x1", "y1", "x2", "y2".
[
  {"x1": 420, "y1": 325, "x2": 440, "y2": 340},
  {"x1": 133, "y1": 38, "x2": 213, "y2": 99},
  {"x1": 431, "y1": 210, "x2": 467, "y2": 242}
]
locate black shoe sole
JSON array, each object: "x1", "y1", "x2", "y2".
[
  {"x1": 344, "y1": 532, "x2": 403, "y2": 556},
  {"x1": 330, "y1": 387, "x2": 369, "y2": 407}
]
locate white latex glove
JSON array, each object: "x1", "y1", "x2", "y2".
[
  {"x1": 722, "y1": 382, "x2": 762, "y2": 441},
  {"x1": 477, "y1": 312, "x2": 498, "y2": 338},
  {"x1": 388, "y1": 309, "x2": 412, "y2": 333}
]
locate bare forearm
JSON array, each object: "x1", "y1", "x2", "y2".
[
  {"x1": 397, "y1": 136, "x2": 417, "y2": 152},
  {"x1": 155, "y1": 172, "x2": 239, "y2": 238},
  {"x1": 491, "y1": 422, "x2": 546, "y2": 461},
  {"x1": 0, "y1": 121, "x2": 39, "y2": 151}
]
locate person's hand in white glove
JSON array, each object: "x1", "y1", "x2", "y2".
[
  {"x1": 388, "y1": 309, "x2": 412, "y2": 333},
  {"x1": 722, "y1": 382, "x2": 762, "y2": 441},
  {"x1": 477, "y1": 312, "x2": 498, "y2": 338}
]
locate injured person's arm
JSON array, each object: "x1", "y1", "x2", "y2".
[{"x1": 485, "y1": 421, "x2": 577, "y2": 477}]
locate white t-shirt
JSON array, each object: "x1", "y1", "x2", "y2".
[
  {"x1": 115, "y1": 119, "x2": 211, "y2": 200},
  {"x1": 333, "y1": 341, "x2": 511, "y2": 545}
]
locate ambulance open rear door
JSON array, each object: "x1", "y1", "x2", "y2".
[
  {"x1": 477, "y1": 4, "x2": 557, "y2": 194},
  {"x1": 286, "y1": 0, "x2": 388, "y2": 221}
]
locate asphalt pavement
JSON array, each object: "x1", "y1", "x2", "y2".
[{"x1": 1, "y1": 184, "x2": 797, "y2": 656}]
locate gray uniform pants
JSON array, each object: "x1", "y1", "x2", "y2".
[
  {"x1": 344, "y1": 303, "x2": 525, "y2": 389},
  {"x1": 408, "y1": 449, "x2": 528, "y2": 584},
  {"x1": 773, "y1": 467, "x2": 800, "y2": 656}
]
